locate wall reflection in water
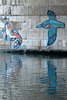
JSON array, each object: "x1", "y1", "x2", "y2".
[{"x1": 1, "y1": 54, "x2": 23, "y2": 99}]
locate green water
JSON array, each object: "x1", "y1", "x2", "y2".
[{"x1": 0, "y1": 53, "x2": 67, "y2": 100}]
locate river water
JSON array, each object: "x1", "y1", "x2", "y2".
[{"x1": 0, "y1": 53, "x2": 67, "y2": 100}]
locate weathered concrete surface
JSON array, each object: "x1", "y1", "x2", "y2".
[{"x1": 0, "y1": 0, "x2": 67, "y2": 51}]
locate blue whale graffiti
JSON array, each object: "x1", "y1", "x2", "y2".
[{"x1": 35, "y1": 10, "x2": 65, "y2": 48}]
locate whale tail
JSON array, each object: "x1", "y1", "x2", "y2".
[{"x1": 46, "y1": 32, "x2": 57, "y2": 48}]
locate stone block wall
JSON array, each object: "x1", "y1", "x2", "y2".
[{"x1": 0, "y1": 0, "x2": 67, "y2": 50}]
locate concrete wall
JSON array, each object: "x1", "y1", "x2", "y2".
[{"x1": 0, "y1": 0, "x2": 67, "y2": 50}]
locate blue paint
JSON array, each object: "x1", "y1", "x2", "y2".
[
  {"x1": 1, "y1": 21, "x2": 23, "y2": 49},
  {"x1": 37, "y1": 59, "x2": 65, "y2": 97},
  {"x1": 47, "y1": 60, "x2": 57, "y2": 97},
  {"x1": 35, "y1": 10, "x2": 65, "y2": 48}
]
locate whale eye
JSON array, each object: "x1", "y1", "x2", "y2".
[{"x1": 46, "y1": 24, "x2": 50, "y2": 28}]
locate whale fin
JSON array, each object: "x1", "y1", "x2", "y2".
[{"x1": 47, "y1": 29, "x2": 57, "y2": 48}]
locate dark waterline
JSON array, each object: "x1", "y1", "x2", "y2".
[{"x1": 0, "y1": 53, "x2": 67, "y2": 100}]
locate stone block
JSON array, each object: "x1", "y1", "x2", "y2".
[
  {"x1": 18, "y1": 30, "x2": 27, "y2": 39},
  {"x1": 28, "y1": 5, "x2": 48, "y2": 16},
  {"x1": 4, "y1": 6, "x2": 11, "y2": 15},
  {"x1": 32, "y1": 40, "x2": 40, "y2": 47},
  {"x1": 55, "y1": 0, "x2": 67, "y2": 5},
  {"x1": 40, "y1": 16, "x2": 48, "y2": 22},
  {"x1": 57, "y1": 40, "x2": 63, "y2": 48},
  {"x1": 11, "y1": 5, "x2": 28, "y2": 15},
  {"x1": 17, "y1": 0, "x2": 29, "y2": 4},
  {"x1": 0, "y1": 21, "x2": 4, "y2": 28},
  {"x1": 1, "y1": 40, "x2": 5, "y2": 45},
  {"x1": 12, "y1": 0, "x2": 16, "y2": 5},
  {"x1": 16, "y1": 16, "x2": 25, "y2": 22},
  {"x1": 10, "y1": 16, "x2": 17, "y2": 22},
  {"x1": 41, "y1": 40, "x2": 47, "y2": 47},
  {"x1": 0, "y1": 0, "x2": 2, "y2": 5},
  {"x1": 27, "y1": 30, "x2": 40, "y2": 40},
  {"x1": 28, "y1": 0, "x2": 49, "y2": 5},
  {"x1": 2, "y1": 0, "x2": 6, "y2": 5},
  {"x1": 62, "y1": 40, "x2": 66, "y2": 48},
  {"x1": 26, "y1": 46, "x2": 39, "y2": 50},
  {"x1": 57, "y1": 16, "x2": 66, "y2": 23},
  {"x1": 26, "y1": 28, "x2": 44, "y2": 40},
  {"x1": 39, "y1": 30, "x2": 44, "y2": 40},
  {"x1": 49, "y1": 0, "x2": 57, "y2": 5},
  {"x1": 0, "y1": 6, "x2": 3, "y2": 14},
  {"x1": 18, "y1": 0, "x2": 49, "y2": 5},
  {"x1": 6, "y1": 0, "x2": 12, "y2": 5},
  {"x1": 11, "y1": 22, "x2": 21, "y2": 30},
  {"x1": 66, "y1": 17, "x2": 67, "y2": 23},
  {"x1": 57, "y1": 29, "x2": 65, "y2": 40},
  {"x1": 40, "y1": 46, "x2": 47, "y2": 50},
  {"x1": 25, "y1": 16, "x2": 40, "y2": 29},
  {"x1": 43, "y1": 29, "x2": 48, "y2": 40},
  {"x1": 21, "y1": 20, "x2": 31, "y2": 31},
  {"x1": 23, "y1": 39, "x2": 32, "y2": 47},
  {"x1": 15, "y1": 0, "x2": 20, "y2": 5}
]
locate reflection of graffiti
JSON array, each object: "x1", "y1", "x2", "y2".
[
  {"x1": 36, "y1": 59, "x2": 65, "y2": 98},
  {"x1": 35, "y1": 10, "x2": 65, "y2": 48},
  {"x1": 6, "y1": 55, "x2": 22, "y2": 78},
  {"x1": 39, "y1": 60, "x2": 57, "y2": 97},
  {"x1": 1, "y1": 55, "x2": 23, "y2": 98},
  {"x1": 1, "y1": 55, "x2": 23, "y2": 85},
  {"x1": 47, "y1": 60, "x2": 57, "y2": 97},
  {"x1": 1, "y1": 18, "x2": 22, "y2": 49}
]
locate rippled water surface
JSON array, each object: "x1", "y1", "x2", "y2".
[{"x1": 0, "y1": 53, "x2": 67, "y2": 100}]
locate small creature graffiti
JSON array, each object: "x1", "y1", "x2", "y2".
[
  {"x1": 35, "y1": 10, "x2": 65, "y2": 48},
  {"x1": 1, "y1": 16, "x2": 22, "y2": 49}
]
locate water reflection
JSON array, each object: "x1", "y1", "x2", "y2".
[
  {"x1": 0, "y1": 54, "x2": 67, "y2": 100},
  {"x1": 5, "y1": 55, "x2": 22, "y2": 78},
  {"x1": 39, "y1": 59, "x2": 65, "y2": 98},
  {"x1": 0, "y1": 54, "x2": 23, "y2": 99},
  {"x1": 47, "y1": 60, "x2": 57, "y2": 97}
]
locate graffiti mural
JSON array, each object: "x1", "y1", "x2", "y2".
[
  {"x1": 1, "y1": 16, "x2": 22, "y2": 49},
  {"x1": 35, "y1": 10, "x2": 65, "y2": 48}
]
